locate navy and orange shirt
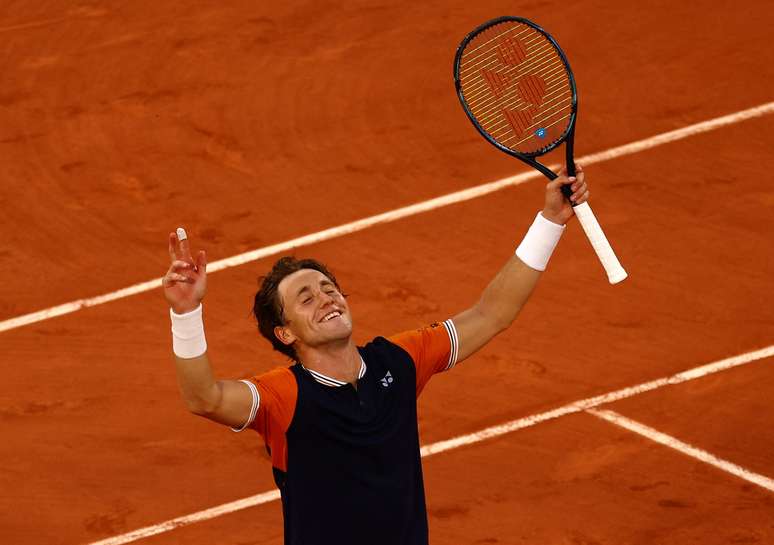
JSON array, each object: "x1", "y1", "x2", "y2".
[{"x1": 234, "y1": 319, "x2": 460, "y2": 545}]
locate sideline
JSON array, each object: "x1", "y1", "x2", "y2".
[
  {"x1": 86, "y1": 345, "x2": 774, "y2": 545},
  {"x1": 2, "y1": 101, "x2": 774, "y2": 334},
  {"x1": 588, "y1": 408, "x2": 774, "y2": 492}
]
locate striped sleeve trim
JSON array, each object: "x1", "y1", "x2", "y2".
[
  {"x1": 230, "y1": 379, "x2": 260, "y2": 432},
  {"x1": 442, "y1": 319, "x2": 459, "y2": 371}
]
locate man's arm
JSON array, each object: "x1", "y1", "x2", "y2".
[
  {"x1": 164, "y1": 229, "x2": 255, "y2": 429},
  {"x1": 174, "y1": 351, "x2": 255, "y2": 429},
  {"x1": 452, "y1": 166, "x2": 590, "y2": 363}
]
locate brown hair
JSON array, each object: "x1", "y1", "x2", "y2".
[{"x1": 253, "y1": 256, "x2": 342, "y2": 361}]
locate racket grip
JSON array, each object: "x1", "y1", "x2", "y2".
[{"x1": 572, "y1": 202, "x2": 628, "y2": 284}]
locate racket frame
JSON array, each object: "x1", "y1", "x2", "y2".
[
  {"x1": 454, "y1": 16, "x2": 628, "y2": 284},
  {"x1": 453, "y1": 16, "x2": 579, "y2": 185}
]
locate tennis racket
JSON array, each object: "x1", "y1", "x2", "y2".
[{"x1": 454, "y1": 16, "x2": 627, "y2": 284}]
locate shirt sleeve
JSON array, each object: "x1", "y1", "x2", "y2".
[
  {"x1": 387, "y1": 319, "x2": 459, "y2": 395},
  {"x1": 231, "y1": 367, "x2": 297, "y2": 473}
]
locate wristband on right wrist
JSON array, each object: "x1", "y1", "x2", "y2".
[
  {"x1": 515, "y1": 212, "x2": 566, "y2": 271},
  {"x1": 170, "y1": 303, "x2": 207, "y2": 359}
]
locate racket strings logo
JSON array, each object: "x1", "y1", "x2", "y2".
[
  {"x1": 503, "y1": 106, "x2": 538, "y2": 137},
  {"x1": 477, "y1": 35, "x2": 527, "y2": 99},
  {"x1": 475, "y1": 34, "x2": 549, "y2": 139},
  {"x1": 517, "y1": 75, "x2": 547, "y2": 107},
  {"x1": 496, "y1": 36, "x2": 527, "y2": 66},
  {"x1": 481, "y1": 68, "x2": 512, "y2": 98}
]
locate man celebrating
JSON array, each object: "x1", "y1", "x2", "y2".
[{"x1": 163, "y1": 167, "x2": 589, "y2": 545}]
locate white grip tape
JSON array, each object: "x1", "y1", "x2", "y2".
[
  {"x1": 573, "y1": 202, "x2": 628, "y2": 284},
  {"x1": 170, "y1": 303, "x2": 207, "y2": 358}
]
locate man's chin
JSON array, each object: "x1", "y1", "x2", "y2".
[{"x1": 323, "y1": 322, "x2": 353, "y2": 342}]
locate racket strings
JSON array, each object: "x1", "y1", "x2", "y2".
[
  {"x1": 459, "y1": 32, "x2": 562, "y2": 96},
  {"x1": 460, "y1": 25, "x2": 535, "y2": 63},
  {"x1": 465, "y1": 64, "x2": 568, "y2": 129},
  {"x1": 458, "y1": 21, "x2": 573, "y2": 155},
  {"x1": 492, "y1": 84, "x2": 573, "y2": 137},
  {"x1": 490, "y1": 95, "x2": 570, "y2": 144},
  {"x1": 461, "y1": 26, "x2": 570, "y2": 130},
  {"x1": 482, "y1": 93, "x2": 569, "y2": 143},
  {"x1": 461, "y1": 41, "x2": 558, "y2": 103},
  {"x1": 468, "y1": 63, "x2": 568, "y2": 126},
  {"x1": 459, "y1": 29, "x2": 544, "y2": 77}
]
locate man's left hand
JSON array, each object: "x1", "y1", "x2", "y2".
[{"x1": 541, "y1": 164, "x2": 589, "y2": 225}]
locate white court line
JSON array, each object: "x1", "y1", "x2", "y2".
[
  {"x1": 2, "y1": 100, "x2": 774, "y2": 335},
  {"x1": 86, "y1": 345, "x2": 774, "y2": 545},
  {"x1": 588, "y1": 408, "x2": 774, "y2": 492}
]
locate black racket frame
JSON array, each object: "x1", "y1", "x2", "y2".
[{"x1": 454, "y1": 16, "x2": 579, "y2": 197}]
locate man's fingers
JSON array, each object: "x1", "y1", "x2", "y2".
[
  {"x1": 168, "y1": 233, "x2": 178, "y2": 263},
  {"x1": 170, "y1": 260, "x2": 193, "y2": 273},
  {"x1": 570, "y1": 181, "x2": 587, "y2": 196},
  {"x1": 569, "y1": 182, "x2": 587, "y2": 202},
  {"x1": 176, "y1": 227, "x2": 194, "y2": 263},
  {"x1": 163, "y1": 272, "x2": 194, "y2": 287},
  {"x1": 573, "y1": 190, "x2": 590, "y2": 204},
  {"x1": 195, "y1": 250, "x2": 207, "y2": 273},
  {"x1": 170, "y1": 272, "x2": 193, "y2": 283},
  {"x1": 547, "y1": 176, "x2": 572, "y2": 193}
]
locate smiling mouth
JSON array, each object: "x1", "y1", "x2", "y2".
[{"x1": 320, "y1": 311, "x2": 342, "y2": 323}]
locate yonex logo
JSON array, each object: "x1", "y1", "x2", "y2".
[
  {"x1": 380, "y1": 371, "x2": 394, "y2": 388},
  {"x1": 496, "y1": 36, "x2": 527, "y2": 67},
  {"x1": 481, "y1": 68, "x2": 511, "y2": 98}
]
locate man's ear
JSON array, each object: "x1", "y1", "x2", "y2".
[{"x1": 274, "y1": 325, "x2": 296, "y2": 346}]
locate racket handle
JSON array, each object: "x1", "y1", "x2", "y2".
[{"x1": 572, "y1": 202, "x2": 628, "y2": 284}]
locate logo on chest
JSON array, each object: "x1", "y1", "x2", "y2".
[{"x1": 380, "y1": 371, "x2": 394, "y2": 388}]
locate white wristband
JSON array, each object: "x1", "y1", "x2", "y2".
[
  {"x1": 170, "y1": 303, "x2": 207, "y2": 359},
  {"x1": 515, "y1": 212, "x2": 565, "y2": 271}
]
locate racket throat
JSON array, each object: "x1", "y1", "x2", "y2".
[{"x1": 562, "y1": 124, "x2": 578, "y2": 204}]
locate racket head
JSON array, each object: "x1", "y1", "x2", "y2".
[{"x1": 454, "y1": 16, "x2": 577, "y2": 161}]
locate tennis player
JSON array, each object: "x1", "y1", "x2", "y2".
[{"x1": 163, "y1": 167, "x2": 589, "y2": 545}]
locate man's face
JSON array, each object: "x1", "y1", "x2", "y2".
[{"x1": 275, "y1": 268, "x2": 353, "y2": 350}]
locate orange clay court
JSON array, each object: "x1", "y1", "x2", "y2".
[{"x1": 1, "y1": 1, "x2": 773, "y2": 544}]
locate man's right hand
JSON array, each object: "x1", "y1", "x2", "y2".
[{"x1": 163, "y1": 228, "x2": 207, "y2": 314}]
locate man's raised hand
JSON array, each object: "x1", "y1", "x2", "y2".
[
  {"x1": 163, "y1": 228, "x2": 207, "y2": 314},
  {"x1": 541, "y1": 164, "x2": 590, "y2": 225}
]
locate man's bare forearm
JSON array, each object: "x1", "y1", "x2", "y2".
[
  {"x1": 174, "y1": 352, "x2": 221, "y2": 415},
  {"x1": 474, "y1": 255, "x2": 542, "y2": 331}
]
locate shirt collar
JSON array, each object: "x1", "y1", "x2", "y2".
[{"x1": 301, "y1": 357, "x2": 366, "y2": 387}]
